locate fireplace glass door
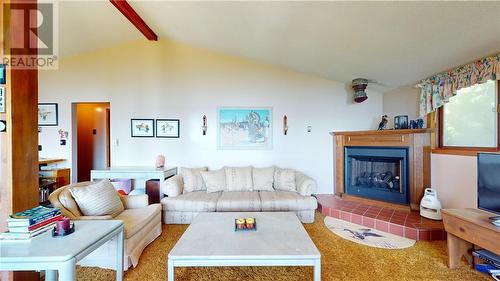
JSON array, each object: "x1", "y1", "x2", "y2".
[{"x1": 344, "y1": 147, "x2": 409, "y2": 204}]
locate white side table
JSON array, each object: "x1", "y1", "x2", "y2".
[{"x1": 0, "y1": 220, "x2": 124, "y2": 281}]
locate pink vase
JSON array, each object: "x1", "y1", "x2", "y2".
[{"x1": 155, "y1": 155, "x2": 165, "y2": 168}]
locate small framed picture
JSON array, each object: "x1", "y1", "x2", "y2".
[
  {"x1": 394, "y1": 115, "x2": 409, "y2": 130},
  {"x1": 156, "y1": 119, "x2": 180, "y2": 138},
  {"x1": 0, "y1": 64, "x2": 5, "y2": 84},
  {"x1": 131, "y1": 119, "x2": 154, "y2": 137},
  {"x1": 38, "y1": 103, "x2": 58, "y2": 126},
  {"x1": 0, "y1": 86, "x2": 5, "y2": 113}
]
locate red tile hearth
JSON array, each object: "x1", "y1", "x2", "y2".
[{"x1": 316, "y1": 195, "x2": 445, "y2": 241}]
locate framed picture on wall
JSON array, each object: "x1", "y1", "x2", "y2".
[
  {"x1": 0, "y1": 86, "x2": 5, "y2": 113},
  {"x1": 131, "y1": 119, "x2": 154, "y2": 137},
  {"x1": 217, "y1": 107, "x2": 273, "y2": 150},
  {"x1": 156, "y1": 119, "x2": 180, "y2": 138},
  {"x1": 38, "y1": 103, "x2": 58, "y2": 126},
  {"x1": 0, "y1": 64, "x2": 5, "y2": 84}
]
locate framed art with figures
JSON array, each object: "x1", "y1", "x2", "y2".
[
  {"x1": 131, "y1": 119, "x2": 154, "y2": 137},
  {"x1": 156, "y1": 119, "x2": 180, "y2": 138}
]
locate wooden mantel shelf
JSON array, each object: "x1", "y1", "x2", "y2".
[{"x1": 330, "y1": 128, "x2": 434, "y2": 136}]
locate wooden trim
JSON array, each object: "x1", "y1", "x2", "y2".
[
  {"x1": 432, "y1": 148, "x2": 500, "y2": 157},
  {"x1": 330, "y1": 128, "x2": 434, "y2": 136},
  {"x1": 109, "y1": 0, "x2": 158, "y2": 41}
]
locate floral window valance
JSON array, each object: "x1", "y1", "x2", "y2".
[{"x1": 417, "y1": 53, "x2": 500, "y2": 117}]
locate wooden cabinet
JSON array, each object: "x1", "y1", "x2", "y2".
[
  {"x1": 442, "y1": 208, "x2": 500, "y2": 269},
  {"x1": 331, "y1": 129, "x2": 433, "y2": 210}
]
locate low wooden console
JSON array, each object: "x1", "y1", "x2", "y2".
[
  {"x1": 442, "y1": 208, "x2": 500, "y2": 269},
  {"x1": 331, "y1": 129, "x2": 433, "y2": 210}
]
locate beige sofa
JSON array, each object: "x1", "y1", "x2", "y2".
[
  {"x1": 48, "y1": 182, "x2": 162, "y2": 270},
  {"x1": 161, "y1": 167, "x2": 318, "y2": 224}
]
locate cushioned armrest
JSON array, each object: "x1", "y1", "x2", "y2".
[
  {"x1": 77, "y1": 215, "x2": 113, "y2": 220},
  {"x1": 295, "y1": 172, "x2": 317, "y2": 196},
  {"x1": 162, "y1": 175, "x2": 184, "y2": 197},
  {"x1": 120, "y1": 194, "x2": 149, "y2": 209}
]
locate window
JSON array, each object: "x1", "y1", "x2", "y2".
[{"x1": 440, "y1": 80, "x2": 499, "y2": 150}]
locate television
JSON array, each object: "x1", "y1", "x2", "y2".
[{"x1": 477, "y1": 153, "x2": 500, "y2": 214}]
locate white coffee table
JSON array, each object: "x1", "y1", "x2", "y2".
[
  {"x1": 0, "y1": 220, "x2": 124, "y2": 281},
  {"x1": 167, "y1": 212, "x2": 321, "y2": 281}
]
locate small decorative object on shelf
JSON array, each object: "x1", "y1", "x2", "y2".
[
  {"x1": 394, "y1": 115, "x2": 409, "y2": 130},
  {"x1": 283, "y1": 115, "x2": 288, "y2": 135},
  {"x1": 377, "y1": 115, "x2": 388, "y2": 130},
  {"x1": 155, "y1": 154, "x2": 165, "y2": 168},
  {"x1": 235, "y1": 217, "x2": 257, "y2": 231},
  {"x1": 202, "y1": 115, "x2": 207, "y2": 135}
]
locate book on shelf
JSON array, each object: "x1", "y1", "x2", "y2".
[{"x1": 8, "y1": 214, "x2": 63, "y2": 232}]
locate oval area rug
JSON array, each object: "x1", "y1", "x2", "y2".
[{"x1": 324, "y1": 216, "x2": 416, "y2": 249}]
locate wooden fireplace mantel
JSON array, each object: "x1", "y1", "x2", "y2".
[{"x1": 331, "y1": 129, "x2": 434, "y2": 210}]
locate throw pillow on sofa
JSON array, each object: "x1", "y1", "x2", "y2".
[
  {"x1": 274, "y1": 168, "x2": 296, "y2": 192},
  {"x1": 201, "y1": 169, "x2": 227, "y2": 193},
  {"x1": 68, "y1": 179, "x2": 124, "y2": 216},
  {"x1": 225, "y1": 166, "x2": 253, "y2": 191},
  {"x1": 181, "y1": 167, "x2": 208, "y2": 193},
  {"x1": 252, "y1": 167, "x2": 275, "y2": 191}
]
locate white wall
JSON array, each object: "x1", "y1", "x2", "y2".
[
  {"x1": 431, "y1": 154, "x2": 477, "y2": 208},
  {"x1": 383, "y1": 84, "x2": 478, "y2": 208},
  {"x1": 382, "y1": 85, "x2": 420, "y2": 128},
  {"x1": 38, "y1": 39, "x2": 383, "y2": 194}
]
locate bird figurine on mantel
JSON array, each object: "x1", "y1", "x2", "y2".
[{"x1": 378, "y1": 115, "x2": 388, "y2": 130}]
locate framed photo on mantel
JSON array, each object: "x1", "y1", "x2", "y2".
[{"x1": 131, "y1": 119, "x2": 154, "y2": 137}]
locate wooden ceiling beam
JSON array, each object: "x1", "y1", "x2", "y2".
[{"x1": 109, "y1": 0, "x2": 158, "y2": 41}]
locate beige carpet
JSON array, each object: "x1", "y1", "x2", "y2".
[{"x1": 76, "y1": 212, "x2": 489, "y2": 281}]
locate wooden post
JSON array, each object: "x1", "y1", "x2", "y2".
[{"x1": 1, "y1": 1, "x2": 40, "y2": 280}]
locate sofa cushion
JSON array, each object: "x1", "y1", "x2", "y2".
[
  {"x1": 216, "y1": 191, "x2": 261, "y2": 212},
  {"x1": 201, "y1": 169, "x2": 227, "y2": 193},
  {"x1": 114, "y1": 203, "x2": 161, "y2": 239},
  {"x1": 58, "y1": 187, "x2": 83, "y2": 217},
  {"x1": 181, "y1": 167, "x2": 208, "y2": 193},
  {"x1": 252, "y1": 167, "x2": 275, "y2": 191},
  {"x1": 161, "y1": 191, "x2": 221, "y2": 212},
  {"x1": 274, "y1": 168, "x2": 297, "y2": 192},
  {"x1": 259, "y1": 191, "x2": 317, "y2": 211},
  {"x1": 225, "y1": 166, "x2": 253, "y2": 192},
  {"x1": 69, "y1": 180, "x2": 124, "y2": 217}
]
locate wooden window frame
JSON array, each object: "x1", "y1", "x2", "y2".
[{"x1": 433, "y1": 80, "x2": 500, "y2": 156}]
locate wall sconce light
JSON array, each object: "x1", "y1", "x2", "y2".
[
  {"x1": 202, "y1": 115, "x2": 207, "y2": 135},
  {"x1": 283, "y1": 115, "x2": 288, "y2": 135}
]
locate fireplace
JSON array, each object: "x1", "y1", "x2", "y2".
[
  {"x1": 332, "y1": 129, "x2": 432, "y2": 210},
  {"x1": 344, "y1": 147, "x2": 409, "y2": 205}
]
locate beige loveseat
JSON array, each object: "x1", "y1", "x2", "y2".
[
  {"x1": 48, "y1": 181, "x2": 161, "y2": 270},
  {"x1": 161, "y1": 167, "x2": 318, "y2": 224}
]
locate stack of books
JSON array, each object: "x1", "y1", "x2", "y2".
[{"x1": 0, "y1": 206, "x2": 61, "y2": 241}]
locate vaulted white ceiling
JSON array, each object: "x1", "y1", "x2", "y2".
[{"x1": 59, "y1": 1, "x2": 500, "y2": 89}]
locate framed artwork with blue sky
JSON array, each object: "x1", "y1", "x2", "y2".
[{"x1": 217, "y1": 107, "x2": 272, "y2": 150}]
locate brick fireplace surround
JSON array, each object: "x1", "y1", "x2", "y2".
[{"x1": 317, "y1": 195, "x2": 445, "y2": 241}]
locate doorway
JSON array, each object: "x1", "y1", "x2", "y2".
[{"x1": 72, "y1": 102, "x2": 111, "y2": 182}]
